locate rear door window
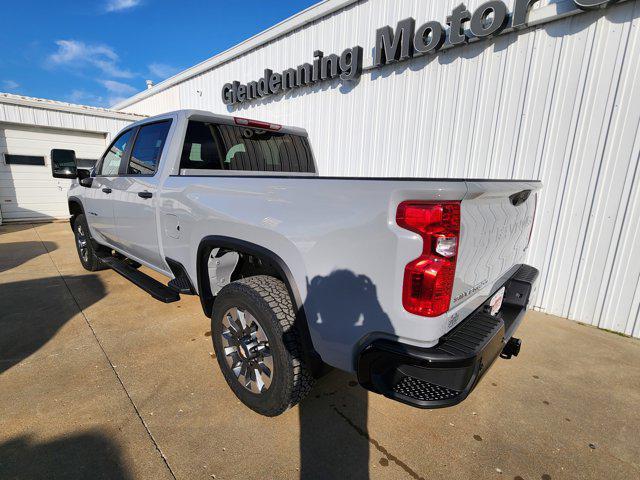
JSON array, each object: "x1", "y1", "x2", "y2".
[
  {"x1": 127, "y1": 120, "x2": 172, "y2": 175},
  {"x1": 179, "y1": 121, "x2": 315, "y2": 173}
]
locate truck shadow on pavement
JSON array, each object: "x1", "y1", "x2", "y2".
[
  {"x1": 298, "y1": 270, "x2": 394, "y2": 480},
  {"x1": 299, "y1": 372, "x2": 370, "y2": 480},
  {"x1": 0, "y1": 431, "x2": 131, "y2": 480},
  {"x1": 0, "y1": 274, "x2": 106, "y2": 374},
  {"x1": 0, "y1": 241, "x2": 58, "y2": 273}
]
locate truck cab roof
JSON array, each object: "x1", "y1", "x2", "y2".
[{"x1": 125, "y1": 109, "x2": 309, "y2": 138}]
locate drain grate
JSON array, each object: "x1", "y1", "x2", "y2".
[{"x1": 393, "y1": 376, "x2": 459, "y2": 402}]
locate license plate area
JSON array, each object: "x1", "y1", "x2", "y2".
[{"x1": 489, "y1": 287, "x2": 506, "y2": 316}]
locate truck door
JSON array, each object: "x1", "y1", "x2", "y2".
[
  {"x1": 110, "y1": 120, "x2": 172, "y2": 270},
  {"x1": 84, "y1": 128, "x2": 135, "y2": 246}
]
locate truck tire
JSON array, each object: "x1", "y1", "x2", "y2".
[
  {"x1": 73, "y1": 214, "x2": 107, "y2": 272},
  {"x1": 211, "y1": 275, "x2": 314, "y2": 416}
]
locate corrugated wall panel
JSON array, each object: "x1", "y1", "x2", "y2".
[
  {"x1": 118, "y1": 0, "x2": 640, "y2": 337},
  {"x1": 0, "y1": 103, "x2": 133, "y2": 141}
]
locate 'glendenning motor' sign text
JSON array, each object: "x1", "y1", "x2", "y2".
[{"x1": 222, "y1": 0, "x2": 620, "y2": 106}]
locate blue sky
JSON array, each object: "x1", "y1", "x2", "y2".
[{"x1": 0, "y1": 0, "x2": 318, "y2": 108}]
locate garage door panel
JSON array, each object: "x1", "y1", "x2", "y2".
[
  {"x1": 0, "y1": 178, "x2": 62, "y2": 188},
  {"x1": 1, "y1": 168, "x2": 57, "y2": 178},
  {"x1": 0, "y1": 164, "x2": 49, "y2": 174},
  {"x1": 0, "y1": 125, "x2": 106, "y2": 222},
  {"x1": 1, "y1": 205, "x2": 69, "y2": 220},
  {"x1": 1, "y1": 188, "x2": 71, "y2": 202}
]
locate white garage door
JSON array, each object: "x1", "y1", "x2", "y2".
[{"x1": 0, "y1": 124, "x2": 107, "y2": 222}]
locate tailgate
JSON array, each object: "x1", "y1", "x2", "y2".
[{"x1": 451, "y1": 181, "x2": 541, "y2": 309}]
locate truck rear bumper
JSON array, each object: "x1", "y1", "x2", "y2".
[{"x1": 356, "y1": 264, "x2": 539, "y2": 409}]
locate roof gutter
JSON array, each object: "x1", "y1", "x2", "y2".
[{"x1": 0, "y1": 94, "x2": 146, "y2": 121}]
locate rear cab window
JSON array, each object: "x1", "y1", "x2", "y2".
[
  {"x1": 127, "y1": 120, "x2": 172, "y2": 175},
  {"x1": 179, "y1": 120, "x2": 315, "y2": 174}
]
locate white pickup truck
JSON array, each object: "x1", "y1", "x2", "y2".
[{"x1": 53, "y1": 110, "x2": 540, "y2": 416}]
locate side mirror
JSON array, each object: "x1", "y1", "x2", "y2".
[
  {"x1": 79, "y1": 177, "x2": 94, "y2": 188},
  {"x1": 77, "y1": 168, "x2": 91, "y2": 180},
  {"x1": 78, "y1": 169, "x2": 93, "y2": 187},
  {"x1": 51, "y1": 149, "x2": 78, "y2": 179}
]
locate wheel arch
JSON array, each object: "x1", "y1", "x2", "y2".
[
  {"x1": 196, "y1": 236, "x2": 323, "y2": 369},
  {"x1": 68, "y1": 196, "x2": 85, "y2": 229},
  {"x1": 196, "y1": 235, "x2": 304, "y2": 317}
]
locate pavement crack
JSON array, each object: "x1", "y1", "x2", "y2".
[
  {"x1": 34, "y1": 225, "x2": 178, "y2": 480},
  {"x1": 332, "y1": 406, "x2": 426, "y2": 480}
]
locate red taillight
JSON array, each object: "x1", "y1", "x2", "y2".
[
  {"x1": 397, "y1": 201, "x2": 461, "y2": 317},
  {"x1": 234, "y1": 117, "x2": 282, "y2": 131}
]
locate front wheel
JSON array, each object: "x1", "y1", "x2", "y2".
[
  {"x1": 73, "y1": 214, "x2": 107, "y2": 272},
  {"x1": 211, "y1": 275, "x2": 314, "y2": 416}
]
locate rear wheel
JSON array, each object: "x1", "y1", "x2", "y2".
[
  {"x1": 211, "y1": 275, "x2": 314, "y2": 416},
  {"x1": 73, "y1": 214, "x2": 107, "y2": 272}
]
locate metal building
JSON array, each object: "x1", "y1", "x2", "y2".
[
  {"x1": 0, "y1": 94, "x2": 142, "y2": 222},
  {"x1": 0, "y1": 0, "x2": 636, "y2": 337},
  {"x1": 110, "y1": 0, "x2": 640, "y2": 337}
]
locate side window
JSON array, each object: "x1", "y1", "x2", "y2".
[
  {"x1": 127, "y1": 121, "x2": 172, "y2": 175},
  {"x1": 179, "y1": 121, "x2": 223, "y2": 170},
  {"x1": 100, "y1": 129, "x2": 134, "y2": 176}
]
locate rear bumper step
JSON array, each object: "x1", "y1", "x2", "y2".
[
  {"x1": 357, "y1": 264, "x2": 539, "y2": 409},
  {"x1": 98, "y1": 254, "x2": 180, "y2": 303}
]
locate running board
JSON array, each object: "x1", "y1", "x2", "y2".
[{"x1": 98, "y1": 255, "x2": 180, "y2": 303}]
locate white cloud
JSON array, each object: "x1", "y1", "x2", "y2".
[
  {"x1": 105, "y1": 0, "x2": 142, "y2": 12},
  {"x1": 99, "y1": 79, "x2": 138, "y2": 96},
  {"x1": 62, "y1": 81, "x2": 138, "y2": 109},
  {"x1": 47, "y1": 40, "x2": 135, "y2": 79},
  {"x1": 1, "y1": 80, "x2": 20, "y2": 92},
  {"x1": 98, "y1": 80, "x2": 139, "y2": 107},
  {"x1": 65, "y1": 90, "x2": 107, "y2": 107},
  {"x1": 148, "y1": 63, "x2": 181, "y2": 80},
  {"x1": 107, "y1": 96, "x2": 129, "y2": 107}
]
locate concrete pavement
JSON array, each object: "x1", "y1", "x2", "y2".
[{"x1": 1, "y1": 222, "x2": 639, "y2": 480}]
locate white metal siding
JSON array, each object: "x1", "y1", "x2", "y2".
[
  {"x1": 0, "y1": 96, "x2": 140, "y2": 223},
  {"x1": 118, "y1": 0, "x2": 640, "y2": 337},
  {"x1": 0, "y1": 102, "x2": 135, "y2": 140},
  {"x1": 0, "y1": 125, "x2": 107, "y2": 221}
]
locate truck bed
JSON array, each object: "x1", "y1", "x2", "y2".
[{"x1": 159, "y1": 174, "x2": 541, "y2": 372}]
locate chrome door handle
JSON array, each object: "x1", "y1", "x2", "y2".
[
  {"x1": 138, "y1": 191, "x2": 153, "y2": 199},
  {"x1": 102, "y1": 188, "x2": 112, "y2": 194}
]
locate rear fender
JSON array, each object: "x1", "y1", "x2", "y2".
[{"x1": 196, "y1": 236, "x2": 323, "y2": 371}]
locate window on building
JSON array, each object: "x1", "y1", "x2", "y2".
[
  {"x1": 4, "y1": 154, "x2": 45, "y2": 166},
  {"x1": 127, "y1": 120, "x2": 172, "y2": 175},
  {"x1": 179, "y1": 120, "x2": 315, "y2": 173},
  {"x1": 99, "y1": 129, "x2": 134, "y2": 176}
]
